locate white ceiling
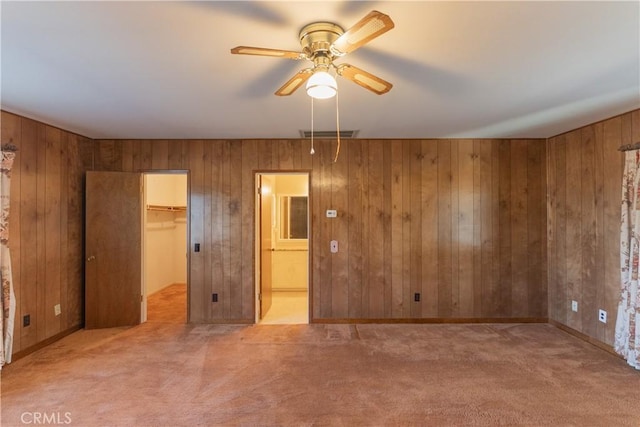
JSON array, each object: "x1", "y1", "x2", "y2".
[{"x1": 2, "y1": 1, "x2": 639, "y2": 140}]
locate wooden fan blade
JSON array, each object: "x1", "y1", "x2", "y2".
[
  {"x1": 230, "y1": 46, "x2": 305, "y2": 60},
  {"x1": 331, "y1": 10, "x2": 394, "y2": 55},
  {"x1": 275, "y1": 69, "x2": 313, "y2": 96},
  {"x1": 337, "y1": 64, "x2": 392, "y2": 95}
]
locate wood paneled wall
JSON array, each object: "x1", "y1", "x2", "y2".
[
  {"x1": 93, "y1": 137, "x2": 548, "y2": 322},
  {"x1": 547, "y1": 109, "x2": 640, "y2": 346},
  {"x1": 1, "y1": 111, "x2": 93, "y2": 355},
  {"x1": 8, "y1": 107, "x2": 640, "y2": 356}
]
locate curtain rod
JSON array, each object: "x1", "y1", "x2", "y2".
[
  {"x1": 618, "y1": 142, "x2": 640, "y2": 152},
  {"x1": 1, "y1": 143, "x2": 18, "y2": 152}
]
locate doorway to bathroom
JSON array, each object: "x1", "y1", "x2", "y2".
[{"x1": 255, "y1": 172, "x2": 309, "y2": 324}]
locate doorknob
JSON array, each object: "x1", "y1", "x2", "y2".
[{"x1": 87, "y1": 255, "x2": 96, "y2": 262}]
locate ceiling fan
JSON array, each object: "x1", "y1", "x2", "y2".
[{"x1": 230, "y1": 10, "x2": 395, "y2": 98}]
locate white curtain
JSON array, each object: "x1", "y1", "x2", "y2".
[
  {"x1": 616, "y1": 150, "x2": 640, "y2": 370},
  {"x1": 0, "y1": 148, "x2": 16, "y2": 368}
]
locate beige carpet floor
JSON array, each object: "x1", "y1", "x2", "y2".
[
  {"x1": 147, "y1": 283, "x2": 187, "y2": 323},
  {"x1": 2, "y1": 322, "x2": 639, "y2": 426}
]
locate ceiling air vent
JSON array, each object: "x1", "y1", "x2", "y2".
[{"x1": 300, "y1": 130, "x2": 359, "y2": 138}]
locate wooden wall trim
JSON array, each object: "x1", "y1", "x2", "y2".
[
  {"x1": 7, "y1": 325, "x2": 82, "y2": 364},
  {"x1": 312, "y1": 317, "x2": 548, "y2": 324},
  {"x1": 549, "y1": 319, "x2": 621, "y2": 358},
  {"x1": 189, "y1": 319, "x2": 253, "y2": 325},
  {"x1": 311, "y1": 317, "x2": 548, "y2": 324}
]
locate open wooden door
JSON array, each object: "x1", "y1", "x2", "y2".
[
  {"x1": 259, "y1": 175, "x2": 274, "y2": 319},
  {"x1": 85, "y1": 171, "x2": 143, "y2": 329}
]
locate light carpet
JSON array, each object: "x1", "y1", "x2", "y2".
[{"x1": 2, "y1": 322, "x2": 640, "y2": 426}]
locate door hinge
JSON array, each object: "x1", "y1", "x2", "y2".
[
  {"x1": 140, "y1": 295, "x2": 143, "y2": 303},
  {"x1": 258, "y1": 293, "x2": 262, "y2": 301},
  {"x1": 257, "y1": 186, "x2": 262, "y2": 195}
]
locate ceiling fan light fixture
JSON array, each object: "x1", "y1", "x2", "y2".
[{"x1": 306, "y1": 70, "x2": 337, "y2": 99}]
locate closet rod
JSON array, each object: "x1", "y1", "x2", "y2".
[{"x1": 146, "y1": 205, "x2": 187, "y2": 212}]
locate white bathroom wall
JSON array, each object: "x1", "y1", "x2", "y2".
[
  {"x1": 271, "y1": 250, "x2": 308, "y2": 291},
  {"x1": 145, "y1": 174, "x2": 187, "y2": 295}
]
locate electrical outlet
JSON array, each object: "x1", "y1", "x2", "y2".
[
  {"x1": 23, "y1": 314, "x2": 30, "y2": 327},
  {"x1": 571, "y1": 300, "x2": 578, "y2": 312},
  {"x1": 212, "y1": 293, "x2": 218, "y2": 303},
  {"x1": 598, "y1": 309, "x2": 607, "y2": 323},
  {"x1": 54, "y1": 304, "x2": 61, "y2": 316},
  {"x1": 414, "y1": 293, "x2": 421, "y2": 302}
]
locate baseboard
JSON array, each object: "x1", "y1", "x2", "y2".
[
  {"x1": 8, "y1": 318, "x2": 615, "y2": 362},
  {"x1": 9, "y1": 325, "x2": 83, "y2": 364},
  {"x1": 311, "y1": 317, "x2": 548, "y2": 324},
  {"x1": 189, "y1": 319, "x2": 253, "y2": 325},
  {"x1": 548, "y1": 319, "x2": 622, "y2": 358}
]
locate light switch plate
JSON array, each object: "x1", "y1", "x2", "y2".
[
  {"x1": 54, "y1": 304, "x2": 61, "y2": 316},
  {"x1": 330, "y1": 240, "x2": 338, "y2": 253},
  {"x1": 571, "y1": 300, "x2": 578, "y2": 312},
  {"x1": 326, "y1": 210, "x2": 337, "y2": 218}
]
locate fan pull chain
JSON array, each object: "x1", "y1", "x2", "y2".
[
  {"x1": 310, "y1": 97, "x2": 315, "y2": 155},
  {"x1": 333, "y1": 89, "x2": 341, "y2": 163}
]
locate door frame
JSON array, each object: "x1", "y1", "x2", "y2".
[
  {"x1": 254, "y1": 171, "x2": 312, "y2": 324},
  {"x1": 141, "y1": 170, "x2": 191, "y2": 323}
]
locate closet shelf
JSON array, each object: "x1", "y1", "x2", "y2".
[{"x1": 146, "y1": 204, "x2": 187, "y2": 212}]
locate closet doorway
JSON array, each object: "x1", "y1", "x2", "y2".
[
  {"x1": 85, "y1": 171, "x2": 189, "y2": 329},
  {"x1": 255, "y1": 173, "x2": 310, "y2": 324},
  {"x1": 142, "y1": 172, "x2": 189, "y2": 324}
]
